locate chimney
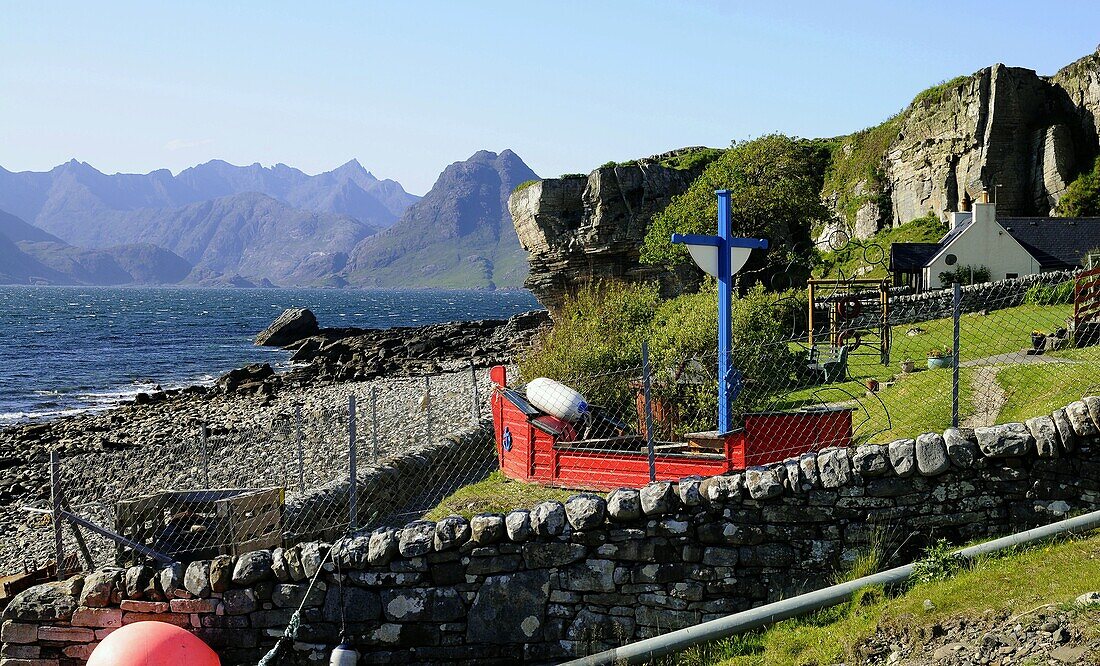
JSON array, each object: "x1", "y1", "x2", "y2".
[
  {"x1": 960, "y1": 191, "x2": 972, "y2": 212},
  {"x1": 973, "y1": 193, "x2": 996, "y2": 228},
  {"x1": 978, "y1": 188, "x2": 990, "y2": 204},
  {"x1": 949, "y1": 210, "x2": 973, "y2": 231}
]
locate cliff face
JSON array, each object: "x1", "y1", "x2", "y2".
[
  {"x1": 855, "y1": 49, "x2": 1100, "y2": 236},
  {"x1": 509, "y1": 152, "x2": 706, "y2": 310}
]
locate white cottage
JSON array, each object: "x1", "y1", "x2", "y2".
[{"x1": 891, "y1": 191, "x2": 1100, "y2": 291}]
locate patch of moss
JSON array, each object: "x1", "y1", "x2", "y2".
[
  {"x1": 559, "y1": 173, "x2": 587, "y2": 179},
  {"x1": 511, "y1": 179, "x2": 541, "y2": 194},
  {"x1": 910, "y1": 75, "x2": 970, "y2": 108}
]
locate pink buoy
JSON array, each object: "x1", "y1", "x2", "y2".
[{"x1": 87, "y1": 621, "x2": 220, "y2": 666}]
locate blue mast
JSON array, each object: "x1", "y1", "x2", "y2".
[{"x1": 671, "y1": 190, "x2": 768, "y2": 434}]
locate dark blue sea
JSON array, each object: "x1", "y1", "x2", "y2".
[{"x1": 0, "y1": 286, "x2": 541, "y2": 425}]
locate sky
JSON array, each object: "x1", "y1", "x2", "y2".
[{"x1": 1, "y1": 1, "x2": 1098, "y2": 195}]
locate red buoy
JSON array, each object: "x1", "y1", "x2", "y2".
[{"x1": 87, "y1": 621, "x2": 220, "y2": 666}]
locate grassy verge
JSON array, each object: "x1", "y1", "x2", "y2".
[
  {"x1": 666, "y1": 531, "x2": 1100, "y2": 666},
  {"x1": 423, "y1": 471, "x2": 574, "y2": 521},
  {"x1": 814, "y1": 214, "x2": 944, "y2": 280}
]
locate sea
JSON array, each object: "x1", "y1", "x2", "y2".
[{"x1": 0, "y1": 286, "x2": 541, "y2": 425}]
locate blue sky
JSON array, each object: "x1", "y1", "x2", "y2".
[{"x1": 1, "y1": 1, "x2": 1098, "y2": 194}]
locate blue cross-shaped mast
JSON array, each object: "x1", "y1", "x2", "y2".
[{"x1": 671, "y1": 190, "x2": 768, "y2": 434}]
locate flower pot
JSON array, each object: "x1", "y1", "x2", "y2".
[
  {"x1": 1031, "y1": 333, "x2": 1046, "y2": 350},
  {"x1": 927, "y1": 355, "x2": 955, "y2": 370}
]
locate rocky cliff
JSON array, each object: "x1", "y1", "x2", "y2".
[
  {"x1": 846, "y1": 49, "x2": 1100, "y2": 236},
  {"x1": 509, "y1": 149, "x2": 711, "y2": 310},
  {"x1": 514, "y1": 51, "x2": 1100, "y2": 306}
]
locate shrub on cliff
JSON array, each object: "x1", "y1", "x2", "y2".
[
  {"x1": 640, "y1": 134, "x2": 831, "y2": 290},
  {"x1": 1057, "y1": 155, "x2": 1100, "y2": 217}
]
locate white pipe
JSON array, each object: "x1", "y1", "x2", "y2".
[{"x1": 560, "y1": 508, "x2": 1100, "y2": 666}]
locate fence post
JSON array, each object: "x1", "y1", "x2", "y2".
[
  {"x1": 295, "y1": 404, "x2": 305, "y2": 492},
  {"x1": 200, "y1": 421, "x2": 210, "y2": 488},
  {"x1": 50, "y1": 450, "x2": 64, "y2": 581},
  {"x1": 470, "y1": 358, "x2": 481, "y2": 422},
  {"x1": 952, "y1": 282, "x2": 961, "y2": 428},
  {"x1": 371, "y1": 385, "x2": 380, "y2": 461},
  {"x1": 425, "y1": 376, "x2": 433, "y2": 443},
  {"x1": 348, "y1": 395, "x2": 358, "y2": 531},
  {"x1": 642, "y1": 341, "x2": 657, "y2": 483}
]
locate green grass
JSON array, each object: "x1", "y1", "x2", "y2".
[
  {"x1": 512, "y1": 179, "x2": 540, "y2": 193},
  {"x1": 423, "y1": 471, "x2": 574, "y2": 521},
  {"x1": 814, "y1": 214, "x2": 945, "y2": 280},
  {"x1": 773, "y1": 304, "x2": 1074, "y2": 442},
  {"x1": 910, "y1": 75, "x2": 970, "y2": 108},
  {"x1": 659, "y1": 148, "x2": 726, "y2": 171},
  {"x1": 666, "y1": 531, "x2": 1100, "y2": 666}
]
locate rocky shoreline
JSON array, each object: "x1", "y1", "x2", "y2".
[{"x1": 0, "y1": 309, "x2": 548, "y2": 575}]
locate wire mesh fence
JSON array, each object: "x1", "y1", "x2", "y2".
[
  {"x1": 28, "y1": 363, "x2": 496, "y2": 572},
  {"x1": 24, "y1": 270, "x2": 1100, "y2": 576}
]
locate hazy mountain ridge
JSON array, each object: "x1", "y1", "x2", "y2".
[
  {"x1": 0, "y1": 151, "x2": 536, "y2": 289},
  {"x1": 345, "y1": 149, "x2": 538, "y2": 289},
  {"x1": 0, "y1": 209, "x2": 193, "y2": 285}
]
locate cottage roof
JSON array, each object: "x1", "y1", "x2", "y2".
[
  {"x1": 890, "y1": 242, "x2": 940, "y2": 272},
  {"x1": 998, "y1": 217, "x2": 1100, "y2": 270}
]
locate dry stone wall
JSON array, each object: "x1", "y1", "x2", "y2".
[{"x1": 8, "y1": 396, "x2": 1100, "y2": 665}]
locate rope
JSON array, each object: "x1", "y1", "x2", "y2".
[{"x1": 256, "y1": 535, "x2": 346, "y2": 666}]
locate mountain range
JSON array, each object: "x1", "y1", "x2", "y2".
[{"x1": 0, "y1": 151, "x2": 537, "y2": 288}]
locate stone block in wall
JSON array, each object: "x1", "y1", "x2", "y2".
[
  {"x1": 678, "y1": 477, "x2": 705, "y2": 506},
  {"x1": 368, "y1": 528, "x2": 398, "y2": 565},
  {"x1": 466, "y1": 570, "x2": 549, "y2": 644},
  {"x1": 77, "y1": 570, "x2": 119, "y2": 609},
  {"x1": 322, "y1": 585, "x2": 380, "y2": 623},
  {"x1": 565, "y1": 495, "x2": 607, "y2": 531},
  {"x1": 69, "y1": 608, "x2": 122, "y2": 629},
  {"x1": 183, "y1": 561, "x2": 211, "y2": 598},
  {"x1": 1026, "y1": 416, "x2": 1061, "y2": 458},
  {"x1": 434, "y1": 516, "x2": 472, "y2": 551},
  {"x1": 1052, "y1": 408, "x2": 1077, "y2": 453},
  {"x1": 37, "y1": 625, "x2": 95, "y2": 642},
  {"x1": 607, "y1": 488, "x2": 643, "y2": 520},
  {"x1": 560, "y1": 559, "x2": 615, "y2": 592},
  {"x1": 640, "y1": 482, "x2": 677, "y2": 515},
  {"x1": 232, "y1": 550, "x2": 273, "y2": 586},
  {"x1": 1, "y1": 621, "x2": 38, "y2": 644},
  {"x1": 530, "y1": 501, "x2": 567, "y2": 537},
  {"x1": 169, "y1": 598, "x2": 219, "y2": 614},
  {"x1": 118, "y1": 600, "x2": 167, "y2": 613},
  {"x1": 817, "y1": 448, "x2": 852, "y2": 488},
  {"x1": 522, "y1": 542, "x2": 586, "y2": 568},
  {"x1": 852, "y1": 445, "x2": 889, "y2": 476},
  {"x1": 745, "y1": 467, "x2": 783, "y2": 499},
  {"x1": 209, "y1": 555, "x2": 234, "y2": 593},
  {"x1": 381, "y1": 587, "x2": 464, "y2": 622},
  {"x1": 505, "y1": 510, "x2": 532, "y2": 542},
  {"x1": 566, "y1": 608, "x2": 636, "y2": 647},
  {"x1": 221, "y1": 589, "x2": 256, "y2": 616},
  {"x1": 888, "y1": 439, "x2": 916, "y2": 477},
  {"x1": 3, "y1": 579, "x2": 79, "y2": 622},
  {"x1": 272, "y1": 582, "x2": 327, "y2": 609},
  {"x1": 156, "y1": 563, "x2": 183, "y2": 600},
  {"x1": 976, "y1": 423, "x2": 1035, "y2": 457},
  {"x1": 399, "y1": 521, "x2": 437, "y2": 557},
  {"x1": 915, "y1": 433, "x2": 950, "y2": 476},
  {"x1": 1085, "y1": 396, "x2": 1100, "y2": 431},
  {"x1": 739, "y1": 543, "x2": 797, "y2": 567},
  {"x1": 1066, "y1": 401, "x2": 1099, "y2": 438},
  {"x1": 470, "y1": 514, "x2": 505, "y2": 545},
  {"x1": 944, "y1": 428, "x2": 979, "y2": 468},
  {"x1": 798, "y1": 454, "x2": 819, "y2": 489}
]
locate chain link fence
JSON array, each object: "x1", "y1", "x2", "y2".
[{"x1": 23, "y1": 363, "x2": 496, "y2": 572}]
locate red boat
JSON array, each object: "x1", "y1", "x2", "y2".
[{"x1": 489, "y1": 366, "x2": 854, "y2": 491}]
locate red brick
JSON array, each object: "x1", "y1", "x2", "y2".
[
  {"x1": 119, "y1": 600, "x2": 169, "y2": 613},
  {"x1": 0, "y1": 621, "x2": 38, "y2": 644},
  {"x1": 169, "y1": 598, "x2": 219, "y2": 614},
  {"x1": 0, "y1": 645, "x2": 40, "y2": 659},
  {"x1": 0, "y1": 658, "x2": 60, "y2": 666},
  {"x1": 37, "y1": 625, "x2": 95, "y2": 642},
  {"x1": 70, "y1": 608, "x2": 122, "y2": 628},
  {"x1": 121, "y1": 612, "x2": 190, "y2": 628}
]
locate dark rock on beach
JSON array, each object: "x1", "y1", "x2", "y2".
[{"x1": 254, "y1": 308, "x2": 319, "y2": 347}]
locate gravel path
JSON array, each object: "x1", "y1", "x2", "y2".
[{"x1": 0, "y1": 366, "x2": 506, "y2": 575}]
